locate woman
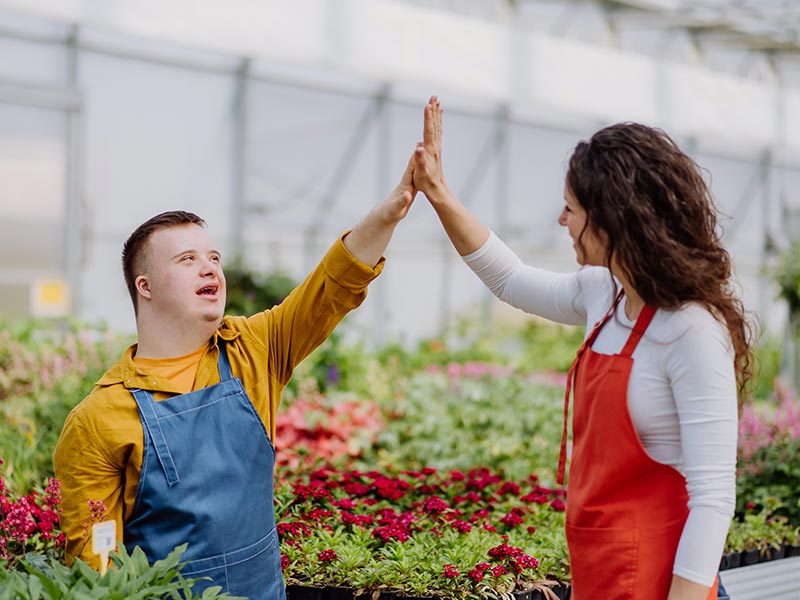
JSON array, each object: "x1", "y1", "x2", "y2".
[{"x1": 412, "y1": 96, "x2": 753, "y2": 600}]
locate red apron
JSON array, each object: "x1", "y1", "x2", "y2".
[{"x1": 557, "y1": 298, "x2": 718, "y2": 600}]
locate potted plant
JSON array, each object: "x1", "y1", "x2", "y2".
[{"x1": 276, "y1": 467, "x2": 572, "y2": 600}]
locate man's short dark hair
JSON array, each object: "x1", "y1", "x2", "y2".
[{"x1": 122, "y1": 211, "x2": 206, "y2": 315}]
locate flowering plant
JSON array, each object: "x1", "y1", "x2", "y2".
[
  {"x1": 276, "y1": 379, "x2": 384, "y2": 474},
  {"x1": 0, "y1": 458, "x2": 64, "y2": 567},
  {"x1": 276, "y1": 465, "x2": 569, "y2": 599},
  {"x1": 736, "y1": 381, "x2": 800, "y2": 524}
]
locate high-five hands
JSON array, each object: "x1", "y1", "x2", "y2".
[{"x1": 413, "y1": 96, "x2": 446, "y2": 198}]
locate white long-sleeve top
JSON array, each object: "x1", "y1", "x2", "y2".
[{"x1": 463, "y1": 232, "x2": 737, "y2": 587}]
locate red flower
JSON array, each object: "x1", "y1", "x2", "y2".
[
  {"x1": 422, "y1": 496, "x2": 449, "y2": 515},
  {"x1": 450, "y1": 519, "x2": 472, "y2": 533},
  {"x1": 442, "y1": 564, "x2": 460, "y2": 578},
  {"x1": 318, "y1": 549, "x2": 338, "y2": 562}
]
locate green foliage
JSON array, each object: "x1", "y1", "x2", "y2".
[
  {"x1": 736, "y1": 436, "x2": 800, "y2": 526},
  {"x1": 376, "y1": 318, "x2": 584, "y2": 377},
  {"x1": 361, "y1": 370, "x2": 565, "y2": 485},
  {"x1": 752, "y1": 335, "x2": 782, "y2": 400},
  {"x1": 0, "y1": 544, "x2": 243, "y2": 599},
  {"x1": 0, "y1": 319, "x2": 130, "y2": 493},
  {"x1": 513, "y1": 319, "x2": 586, "y2": 374},
  {"x1": 725, "y1": 508, "x2": 799, "y2": 554},
  {"x1": 224, "y1": 260, "x2": 296, "y2": 317},
  {"x1": 774, "y1": 241, "x2": 800, "y2": 316}
]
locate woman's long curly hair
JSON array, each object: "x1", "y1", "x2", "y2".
[{"x1": 566, "y1": 122, "x2": 756, "y2": 397}]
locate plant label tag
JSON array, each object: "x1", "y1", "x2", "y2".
[{"x1": 92, "y1": 520, "x2": 116, "y2": 554}]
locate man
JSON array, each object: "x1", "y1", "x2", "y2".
[{"x1": 54, "y1": 157, "x2": 417, "y2": 599}]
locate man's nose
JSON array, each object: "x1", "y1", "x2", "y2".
[{"x1": 201, "y1": 259, "x2": 219, "y2": 276}]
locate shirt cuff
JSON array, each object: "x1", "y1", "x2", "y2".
[{"x1": 323, "y1": 231, "x2": 385, "y2": 290}]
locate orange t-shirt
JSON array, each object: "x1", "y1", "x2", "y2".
[{"x1": 132, "y1": 342, "x2": 209, "y2": 399}]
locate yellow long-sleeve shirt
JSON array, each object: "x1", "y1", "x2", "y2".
[{"x1": 53, "y1": 234, "x2": 383, "y2": 568}]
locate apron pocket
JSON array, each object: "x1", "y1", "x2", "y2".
[{"x1": 566, "y1": 524, "x2": 639, "y2": 600}]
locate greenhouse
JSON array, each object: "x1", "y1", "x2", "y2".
[{"x1": 1, "y1": 1, "x2": 800, "y2": 599}]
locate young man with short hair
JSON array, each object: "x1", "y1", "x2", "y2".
[{"x1": 54, "y1": 158, "x2": 416, "y2": 600}]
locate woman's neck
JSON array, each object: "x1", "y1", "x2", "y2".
[{"x1": 611, "y1": 261, "x2": 645, "y2": 321}]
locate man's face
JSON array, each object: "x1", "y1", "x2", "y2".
[{"x1": 137, "y1": 223, "x2": 227, "y2": 328}]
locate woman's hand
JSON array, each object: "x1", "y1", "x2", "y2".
[
  {"x1": 667, "y1": 574, "x2": 715, "y2": 600},
  {"x1": 413, "y1": 96, "x2": 447, "y2": 197}
]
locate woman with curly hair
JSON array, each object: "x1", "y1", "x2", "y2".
[{"x1": 413, "y1": 96, "x2": 754, "y2": 600}]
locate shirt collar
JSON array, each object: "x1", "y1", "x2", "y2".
[{"x1": 96, "y1": 323, "x2": 241, "y2": 390}]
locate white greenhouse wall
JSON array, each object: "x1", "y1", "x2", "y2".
[{"x1": 0, "y1": 0, "x2": 799, "y2": 346}]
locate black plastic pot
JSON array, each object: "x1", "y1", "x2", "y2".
[
  {"x1": 529, "y1": 585, "x2": 570, "y2": 600},
  {"x1": 553, "y1": 585, "x2": 571, "y2": 599},
  {"x1": 286, "y1": 585, "x2": 326, "y2": 600},
  {"x1": 725, "y1": 552, "x2": 741, "y2": 569},
  {"x1": 326, "y1": 586, "x2": 359, "y2": 600},
  {"x1": 741, "y1": 549, "x2": 760, "y2": 565},
  {"x1": 758, "y1": 545, "x2": 785, "y2": 562}
]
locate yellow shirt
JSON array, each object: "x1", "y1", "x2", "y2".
[{"x1": 53, "y1": 234, "x2": 383, "y2": 568}]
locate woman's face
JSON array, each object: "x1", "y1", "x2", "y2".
[{"x1": 558, "y1": 186, "x2": 608, "y2": 267}]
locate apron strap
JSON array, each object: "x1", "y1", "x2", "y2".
[
  {"x1": 556, "y1": 290, "x2": 624, "y2": 485},
  {"x1": 217, "y1": 343, "x2": 233, "y2": 382},
  {"x1": 620, "y1": 304, "x2": 657, "y2": 357},
  {"x1": 132, "y1": 388, "x2": 181, "y2": 487}
]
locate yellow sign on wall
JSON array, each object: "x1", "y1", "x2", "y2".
[{"x1": 30, "y1": 278, "x2": 71, "y2": 318}]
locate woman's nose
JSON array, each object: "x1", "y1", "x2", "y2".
[{"x1": 558, "y1": 209, "x2": 567, "y2": 227}]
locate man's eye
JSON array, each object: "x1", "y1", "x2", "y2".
[{"x1": 182, "y1": 255, "x2": 194, "y2": 262}]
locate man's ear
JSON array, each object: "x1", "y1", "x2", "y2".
[{"x1": 135, "y1": 275, "x2": 152, "y2": 300}]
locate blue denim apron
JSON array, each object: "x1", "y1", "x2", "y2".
[{"x1": 124, "y1": 345, "x2": 285, "y2": 600}]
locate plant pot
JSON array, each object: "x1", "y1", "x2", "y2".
[
  {"x1": 758, "y1": 545, "x2": 785, "y2": 562},
  {"x1": 287, "y1": 585, "x2": 327, "y2": 600},
  {"x1": 741, "y1": 549, "x2": 760, "y2": 566},
  {"x1": 786, "y1": 544, "x2": 800, "y2": 557},
  {"x1": 724, "y1": 552, "x2": 741, "y2": 569},
  {"x1": 553, "y1": 585, "x2": 571, "y2": 600},
  {"x1": 326, "y1": 586, "x2": 358, "y2": 600},
  {"x1": 530, "y1": 585, "x2": 570, "y2": 600}
]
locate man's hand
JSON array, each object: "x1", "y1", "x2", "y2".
[
  {"x1": 379, "y1": 154, "x2": 416, "y2": 224},
  {"x1": 342, "y1": 152, "x2": 418, "y2": 267}
]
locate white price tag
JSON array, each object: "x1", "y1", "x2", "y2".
[{"x1": 92, "y1": 520, "x2": 116, "y2": 575}]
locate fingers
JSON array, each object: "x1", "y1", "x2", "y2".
[{"x1": 423, "y1": 96, "x2": 442, "y2": 148}]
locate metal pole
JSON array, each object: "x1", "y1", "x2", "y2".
[
  {"x1": 370, "y1": 87, "x2": 392, "y2": 347},
  {"x1": 231, "y1": 58, "x2": 251, "y2": 261},
  {"x1": 64, "y1": 25, "x2": 84, "y2": 319},
  {"x1": 303, "y1": 85, "x2": 389, "y2": 271}
]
